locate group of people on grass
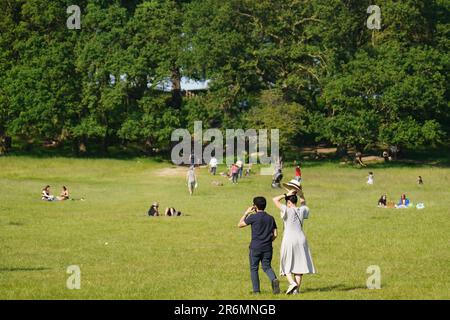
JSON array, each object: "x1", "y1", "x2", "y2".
[
  {"x1": 148, "y1": 202, "x2": 182, "y2": 217},
  {"x1": 373, "y1": 174, "x2": 424, "y2": 209},
  {"x1": 41, "y1": 185, "x2": 70, "y2": 201},
  {"x1": 378, "y1": 193, "x2": 411, "y2": 208},
  {"x1": 238, "y1": 179, "x2": 314, "y2": 295},
  {"x1": 209, "y1": 156, "x2": 250, "y2": 184}
]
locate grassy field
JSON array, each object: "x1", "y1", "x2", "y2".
[{"x1": 0, "y1": 156, "x2": 449, "y2": 300}]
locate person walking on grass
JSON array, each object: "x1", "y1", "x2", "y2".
[
  {"x1": 231, "y1": 163, "x2": 239, "y2": 184},
  {"x1": 186, "y1": 166, "x2": 197, "y2": 196},
  {"x1": 295, "y1": 164, "x2": 302, "y2": 182},
  {"x1": 273, "y1": 191, "x2": 316, "y2": 295},
  {"x1": 209, "y1": 156, "x2": 218, "y2": 175},
  {"x1": 238, "y1": 196, "x2": 280, "y2": 295},
  {"x1": 236, "y1": 159, "x2": 244, "y2": 179},
  {"x1": 367, "y1": 172, "x2": 374, "y2": 185},
  {"x1": 417, "y1": 176, "x2": 424, "y2": 185}
]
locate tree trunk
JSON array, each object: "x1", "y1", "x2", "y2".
[
  {"x1": 171, "y1": 67, "x2": 182, "y2": 109},
  {"x1": 102, "y1": 135, "x2": 109, "y2": 155},
  {"x1": 74, "y1": 137, "x2": 87, "y2": 155},
  {"x1": 0, "y1": 131, "x2": 6, "y2": 155},
  {"x1": 336, "y1": 144, "x2": 348, "y2": 158}
]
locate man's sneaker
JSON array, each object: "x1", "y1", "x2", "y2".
[
  {"x1": 286, "y1": 283, "x2": 298, "y2": 295},
  {"x1": 292, "y1": 289, "x2": 299, "y2": 295},
  {"x1": 272, "y1": 279, "x2": 280, "y2": 294}
]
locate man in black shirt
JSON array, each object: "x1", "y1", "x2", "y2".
[{"x1": 238, "y1": 196, "x2": 280, "y2": 294}]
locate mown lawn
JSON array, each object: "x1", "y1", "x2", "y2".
[{"x1": 0, "y1": 156, "x2": 449, "y2": 299}]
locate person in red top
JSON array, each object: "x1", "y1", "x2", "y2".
[{"x1": 295, "y1": 165, "x2": 302, "y2": 182}]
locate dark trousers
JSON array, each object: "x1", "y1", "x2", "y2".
[
  {"x1": 249, "y1": 249, "x2": 277, "y2": 293},
  {"x1": 232, "y1": 173, "x2": 238, "y2": 183},
  {"x1": 211, "y1": 167, "x2": 216, "y2": 175}
]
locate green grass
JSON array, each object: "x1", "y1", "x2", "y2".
[{"x1": 0, "y1": 156, "x2": 449, "y2": 299}]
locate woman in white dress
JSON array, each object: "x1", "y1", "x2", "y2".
[{"x1": 273, "y1": 191, "x2": 315, "y2": 294}]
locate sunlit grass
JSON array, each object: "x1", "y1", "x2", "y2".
[{"x1": 0, "y1": 156, "x2": 449, "y2": 299}]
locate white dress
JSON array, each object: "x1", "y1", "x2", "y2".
[{"x1": 280, "y1": 204, "x2": 316, "y2": 275}]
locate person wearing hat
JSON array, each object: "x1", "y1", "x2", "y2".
[
  {"x1": 282, "y1": 179, "x2": 305, "y2": 201},
  {"x1": 148, "y1": 202, "x2": 160, "y2": 217},
  {"x1": 272, "y1": 190, "x2": 315, "y2": 294}
]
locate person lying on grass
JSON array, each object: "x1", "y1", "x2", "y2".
[{"x1": 165, "y1": 207, "x2": 182, "y2": 217}]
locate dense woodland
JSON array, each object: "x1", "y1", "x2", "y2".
[{"x1": 0, "y1": 0, "x2": 449, "y2": 158}]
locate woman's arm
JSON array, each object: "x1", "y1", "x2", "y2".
[{"x1": 272, "y1": 194, "x2": 285, "y2": 210}]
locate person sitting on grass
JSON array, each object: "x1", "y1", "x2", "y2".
[
  {"x1": 378, "y1": 194, "x2": 387, "y2": 207},
  {"x1": 57, "y1": 186, "x2": 70, "y2": 201},
  {"x1": 165, "y1": 207, "x2": 182, "y2": 217},
  {"x1": 395, "y1": 194, "x2": 410, "y2": 208},
  {"x1": 41, "y1": 185, "x2": 55, "y2": 201},
  {"x1": 148, "y1": 202, "x2": 160, "y2": 217}
]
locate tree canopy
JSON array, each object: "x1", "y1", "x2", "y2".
[{"x1": 0, "y1": 0, "x2": 448, "y2": 156}]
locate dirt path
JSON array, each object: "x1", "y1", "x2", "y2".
[{"x1": 154, "y1": 165, "x2": 208, "y2": 177}]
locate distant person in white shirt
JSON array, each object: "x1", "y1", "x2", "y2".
[
  {"x1": 209, "y1": 156, "x2": 218, "y2": 175},
  {"x1": 367, "y1": 172, "x2": 374, "y2": 185}
]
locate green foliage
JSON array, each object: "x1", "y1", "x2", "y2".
[
  {"x1": 0, "y1": 0, "x2": 448, "y2": 156},
  {"x1": 245, "y1": 89, "x2": 306, "y2": 148}
]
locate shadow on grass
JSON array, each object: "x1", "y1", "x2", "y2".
[
  {"x1": 303, "y1": 284, "x2": 367, "y2": 293},
  {"x1": 8, "y1": 221, "x2": 25, "y2": 226},
  {"x1": 0, "y1": 267, "x2": 50, "y2": 272}
]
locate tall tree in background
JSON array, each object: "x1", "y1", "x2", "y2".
[
  {"x1": 1, "y1": 0, "x2": 81, "y2": 151},
  {"x1": 0, "y1": 0, "x2": 448, "y2": 156},
  {"x1": 310, "y1": 0, "x2": 449, "y2": 154}
]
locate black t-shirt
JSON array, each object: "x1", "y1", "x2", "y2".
[
  {"x1": 244, "y1": 211, "x2": 277, "y2": 251},
  {"x1": 148, "y1": 206, "x2": 158, "y2": 216}
]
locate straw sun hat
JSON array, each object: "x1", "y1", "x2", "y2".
[{"x1": 282, "y1": 179, "x2": 302, "y2": 192}]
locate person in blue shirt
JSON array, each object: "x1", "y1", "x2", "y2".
[
  {"x1": 396, "y1": 193, "x2": 410, "y2": 208},
  {"x1": 238, "y1": 196, "x2": 280, "y2": 294}
]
